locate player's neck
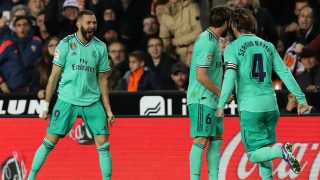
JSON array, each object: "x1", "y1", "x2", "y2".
[
  {"x1": 209, "y1": 27, "x2": 223, "y2": 38},
  {"x1": 76, "y1": 31, "x2": 90, "y2": 45}
]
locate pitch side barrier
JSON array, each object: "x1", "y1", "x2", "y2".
[{"x1": 0, "y1": 91, "x2": 319, "y2": 117}]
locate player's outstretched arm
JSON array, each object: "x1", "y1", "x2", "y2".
[
  {"x1": 216, "y1": 69, "x2": 236, "y2": 117},
  {"x1": 98, "y1": 72, "x2": 115, "y2": 124},
  {"x1": 39, "y1": 64, "x2": 62, "y2": 119}
]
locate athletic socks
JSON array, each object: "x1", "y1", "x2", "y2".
[
  {"x1": 247, "y1": 146, "x2": 282, "y2": 180},
  {"x1": 28, "y1": 138, "x2": 55, "y2": 180},
  {"x1": 97, "y1": 142, "x2": 112, "y2": 180},
  {"x1": 189, "y1": 142, "x2": 205, "y2": 180},
  {"x1": 259, "y1": 161, "x2": 273, "y2": 180},
  {"x1": 206, "y1": 137, "x2": 222, "y2": 180}
]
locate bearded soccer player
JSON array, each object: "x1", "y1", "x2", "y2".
[
  {"x1": 187, "y1": 6, "x2": 231, "y2": 180},
  {"x1": 215, "y1": 8, "x2": 309, "y2": 179},
  {"x1": 28, "y1": 10, "x2": 114, "y2": 180}
]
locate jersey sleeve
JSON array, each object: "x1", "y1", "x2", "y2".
[
  {"x1": 98, "y1": 45, "x2": 110, "y2": 72},
  {"x1": 271, "y1": 43, "x2": 307, "y2": 104},
  {"x1": 224, "y1": 44, "x2": 238, "y2": 71},
  {"x1": 195, "y1": 37, "x2": 214, "y2": 68},
  {"x1": 52, "y1": 40, "x2": 68, "y2": 67}
]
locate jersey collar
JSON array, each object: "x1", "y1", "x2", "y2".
[
  {"x1": 206, "y1": 28, "x2": 219, "y2": 42},
  {"x1": 75, "y1": 33, "x2": 93, "y2": 47}
]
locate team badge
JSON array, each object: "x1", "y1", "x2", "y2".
[
  {"x1": 31, "y1": 45, "x2": 37, "y2": 52},
  {"x1": 92, "y1": 51, "x2": 97, "y2": 59},
  {"x1": 70, "y1": 43, "x2": 77, "y2": 50},
  {"x1": 54, "y1": 50, "x2": 60, "y2": 60},
  {"x1": 206, "y1": 53, "x2": 212, "y2": 64}
]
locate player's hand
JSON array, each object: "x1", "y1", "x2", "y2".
[
  {"x1": 39, "y1": 100, "x2": 49, "y2": 119},
  {"x1": 297, "y1": 103, "x2": 309, "y2": 115},
  {"x1": 215, "y1": 108, "x2": 225, "y2": 118},
  {"x1": 107, "y1": 111, "x2": 115, "y2": 125}
]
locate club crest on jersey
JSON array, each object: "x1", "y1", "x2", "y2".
[
  {"x1": 54, "y1": 50, "x2": 60, "y2": 60},
  {"x1": 92, "y1": 51, "x2": 97, "y2": 59},
  {"x1": 31, "y1": 45, "x2": 37, "y2": 52},
  {"x1": 70, "y1": 43, "x2": 77, "y2": 50},
  {"x1": 206, "y1": 53, "x2": 212, "y2": 64}
]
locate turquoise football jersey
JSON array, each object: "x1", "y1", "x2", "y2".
[
  {"x1": 187, "y1": 29, "x2": 223, "y2": 108},
  {"x1": 53, "y1": 33, "x2": 110, "y2": 106},
  {"x1": 218, "y1": 34, "x2": 306, "y2": 111}
]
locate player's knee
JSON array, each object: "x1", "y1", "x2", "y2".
[
  {"x1": 210, "y1": 134, "x2": 223, "y2": 141},
  {"x1": 246, "y1": 151, "x2": 257, "y2": 163},
  {"x1": 95, "y1": 135, "x2": 109, "y2": 147},
  {"x1": 194, "y1": 137, "x2": 209, "y2": 145}
]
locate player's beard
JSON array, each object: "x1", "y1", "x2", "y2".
[{"x1": 80, "y1": 26, "x2": 95, "y2": 41}]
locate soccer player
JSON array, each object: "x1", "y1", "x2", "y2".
[
  {"x1": 187, "y1": 6, "x2": 231, "y2": 180},
  {"x1": 28, "y1": 10, "x2": 114, "y2": 180},
  {"x1": 215, "y1": 8, "x2": 309, "y2": 179}
]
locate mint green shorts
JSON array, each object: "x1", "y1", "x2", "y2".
[
  {"x1": 240, "y1": 110, "x2": 279, "y2": 152},
  {"x1": 188, "y1": 104, "x2": 223, "y2": 138},
  {"x1": 47, "y1": 99, "x2": 109, "y2": 138}
]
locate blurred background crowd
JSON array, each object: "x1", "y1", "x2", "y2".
[{"x1": 0, "y1": 0, "x2": 319, "y2": 99}]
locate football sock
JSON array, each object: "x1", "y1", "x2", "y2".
[
  {"x1": 97, "y1": 142, "x2": 112, "y2": 180},
  {"x1": 190, "y1": 142, "x2": 205, "y2": 180},
  {"x1": 207, "y1": 137, "x2": 222, "y2": 180},
  {"x1": 259, "y1": 161, "x2": 273, "y2": 180},
  {"x1": 28, "y1": 138, "x2": 55, "y2": 180},
  {"x1": 247, "y1": 146, "x2": 282, "y2": 163}
]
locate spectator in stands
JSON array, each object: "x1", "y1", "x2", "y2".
[
  {"x1": 0, "y1": 16, "x2": 42, "y2": 92},
  {"x1": 230, "y1": 0, "x2": 278, "y2": 46},
  {"x1": 281, "y1": 93, "x2": 320, "y2": 114},
  {"x1": 107, "y1": 55, "x2": 123, "y2": 91},
  {"x1": 296, "y1": 50, "x2": 320, "y2": 92},
  {"x1": 195, "y1": 0, "x2": 229, "y2": 29},
  {"x1": 0, "y1": 0, "x2": 25, "y2": 15},
  {"x1": 169, "y1": 62, "x2": 189, "y2": 91},
  {"x1": 108, "y1": 41, "x2": 129, "y2": 76},
  {"x1": 295, "y1": 34, "x2": 320, "y2": 55},
  {"x1": 122, "y1": 50, "x2": 161, "y2": 91},
  {"x1": 0, "y1": 4, "x2": 30, "y2": 40},
  {"x1": 30, "y1": 36, "x2": 59, "y2": 98},
  {"x1": 98, "y1": 20, "x2": 120, "y2": 46},
  {"x1": 282, "y1": 6, "x2": 319, "y2": 76},
  {"x1": 102, "y1": 4, "x2": 117, "y2": 22},
  {"x1": 108, "y1": 0, "x2": 152, "y2": 52},
  {"x1": 160, "y1": 0, "x2": 202, "y2": 64},
  {"x1": 153, "y1": 0, "x2": 168, "y2": 23},
  {"x1": 146, "y1": 36, "x2": 176, "y2": 89},
  {"x1": 45, "y1": 0, "x2": 80, "y2": 39},
  {"x1": 135, "y1": 15, "x2": 159, "y2": 52},
  {"x1": 27, "y1": 0, "x2": 45, "y2": 25},
  {"x1": 36, "y1": 11, "x2": 50, "y2": 42},
  {"x1": 283, "y1": 0, "x2": 309, "y2": 34}
]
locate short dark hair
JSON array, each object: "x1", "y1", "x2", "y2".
[
  {"x1": 209, "y1": 6, "x2": 232, "y2": 27},
  {"x1": 129, "y1": 51, "x2": 147, "y2": 63},
  {"x1": 77, "y1": 10, "x2": 95, "y2": 21},
  {"x1": 229, "y1": 8, "x2": 256, "y2": 34},
  {"x1": 14, "y1": 16, "x2": 31, "y2": 26}
]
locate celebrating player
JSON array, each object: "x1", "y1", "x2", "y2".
[
  {"x1": 28, "y1": 10, "x2": 114, "y2": 180},
  {"x1": 215, "y1": 8, "x2": 309, "y2": 179},
  {"x1": 187, "y1": 6, "x2": 231, "y2": 180}
]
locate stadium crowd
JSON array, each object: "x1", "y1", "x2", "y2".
[{"x1": 0, "y1": 0, "x2": 319, "y2": 96}]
